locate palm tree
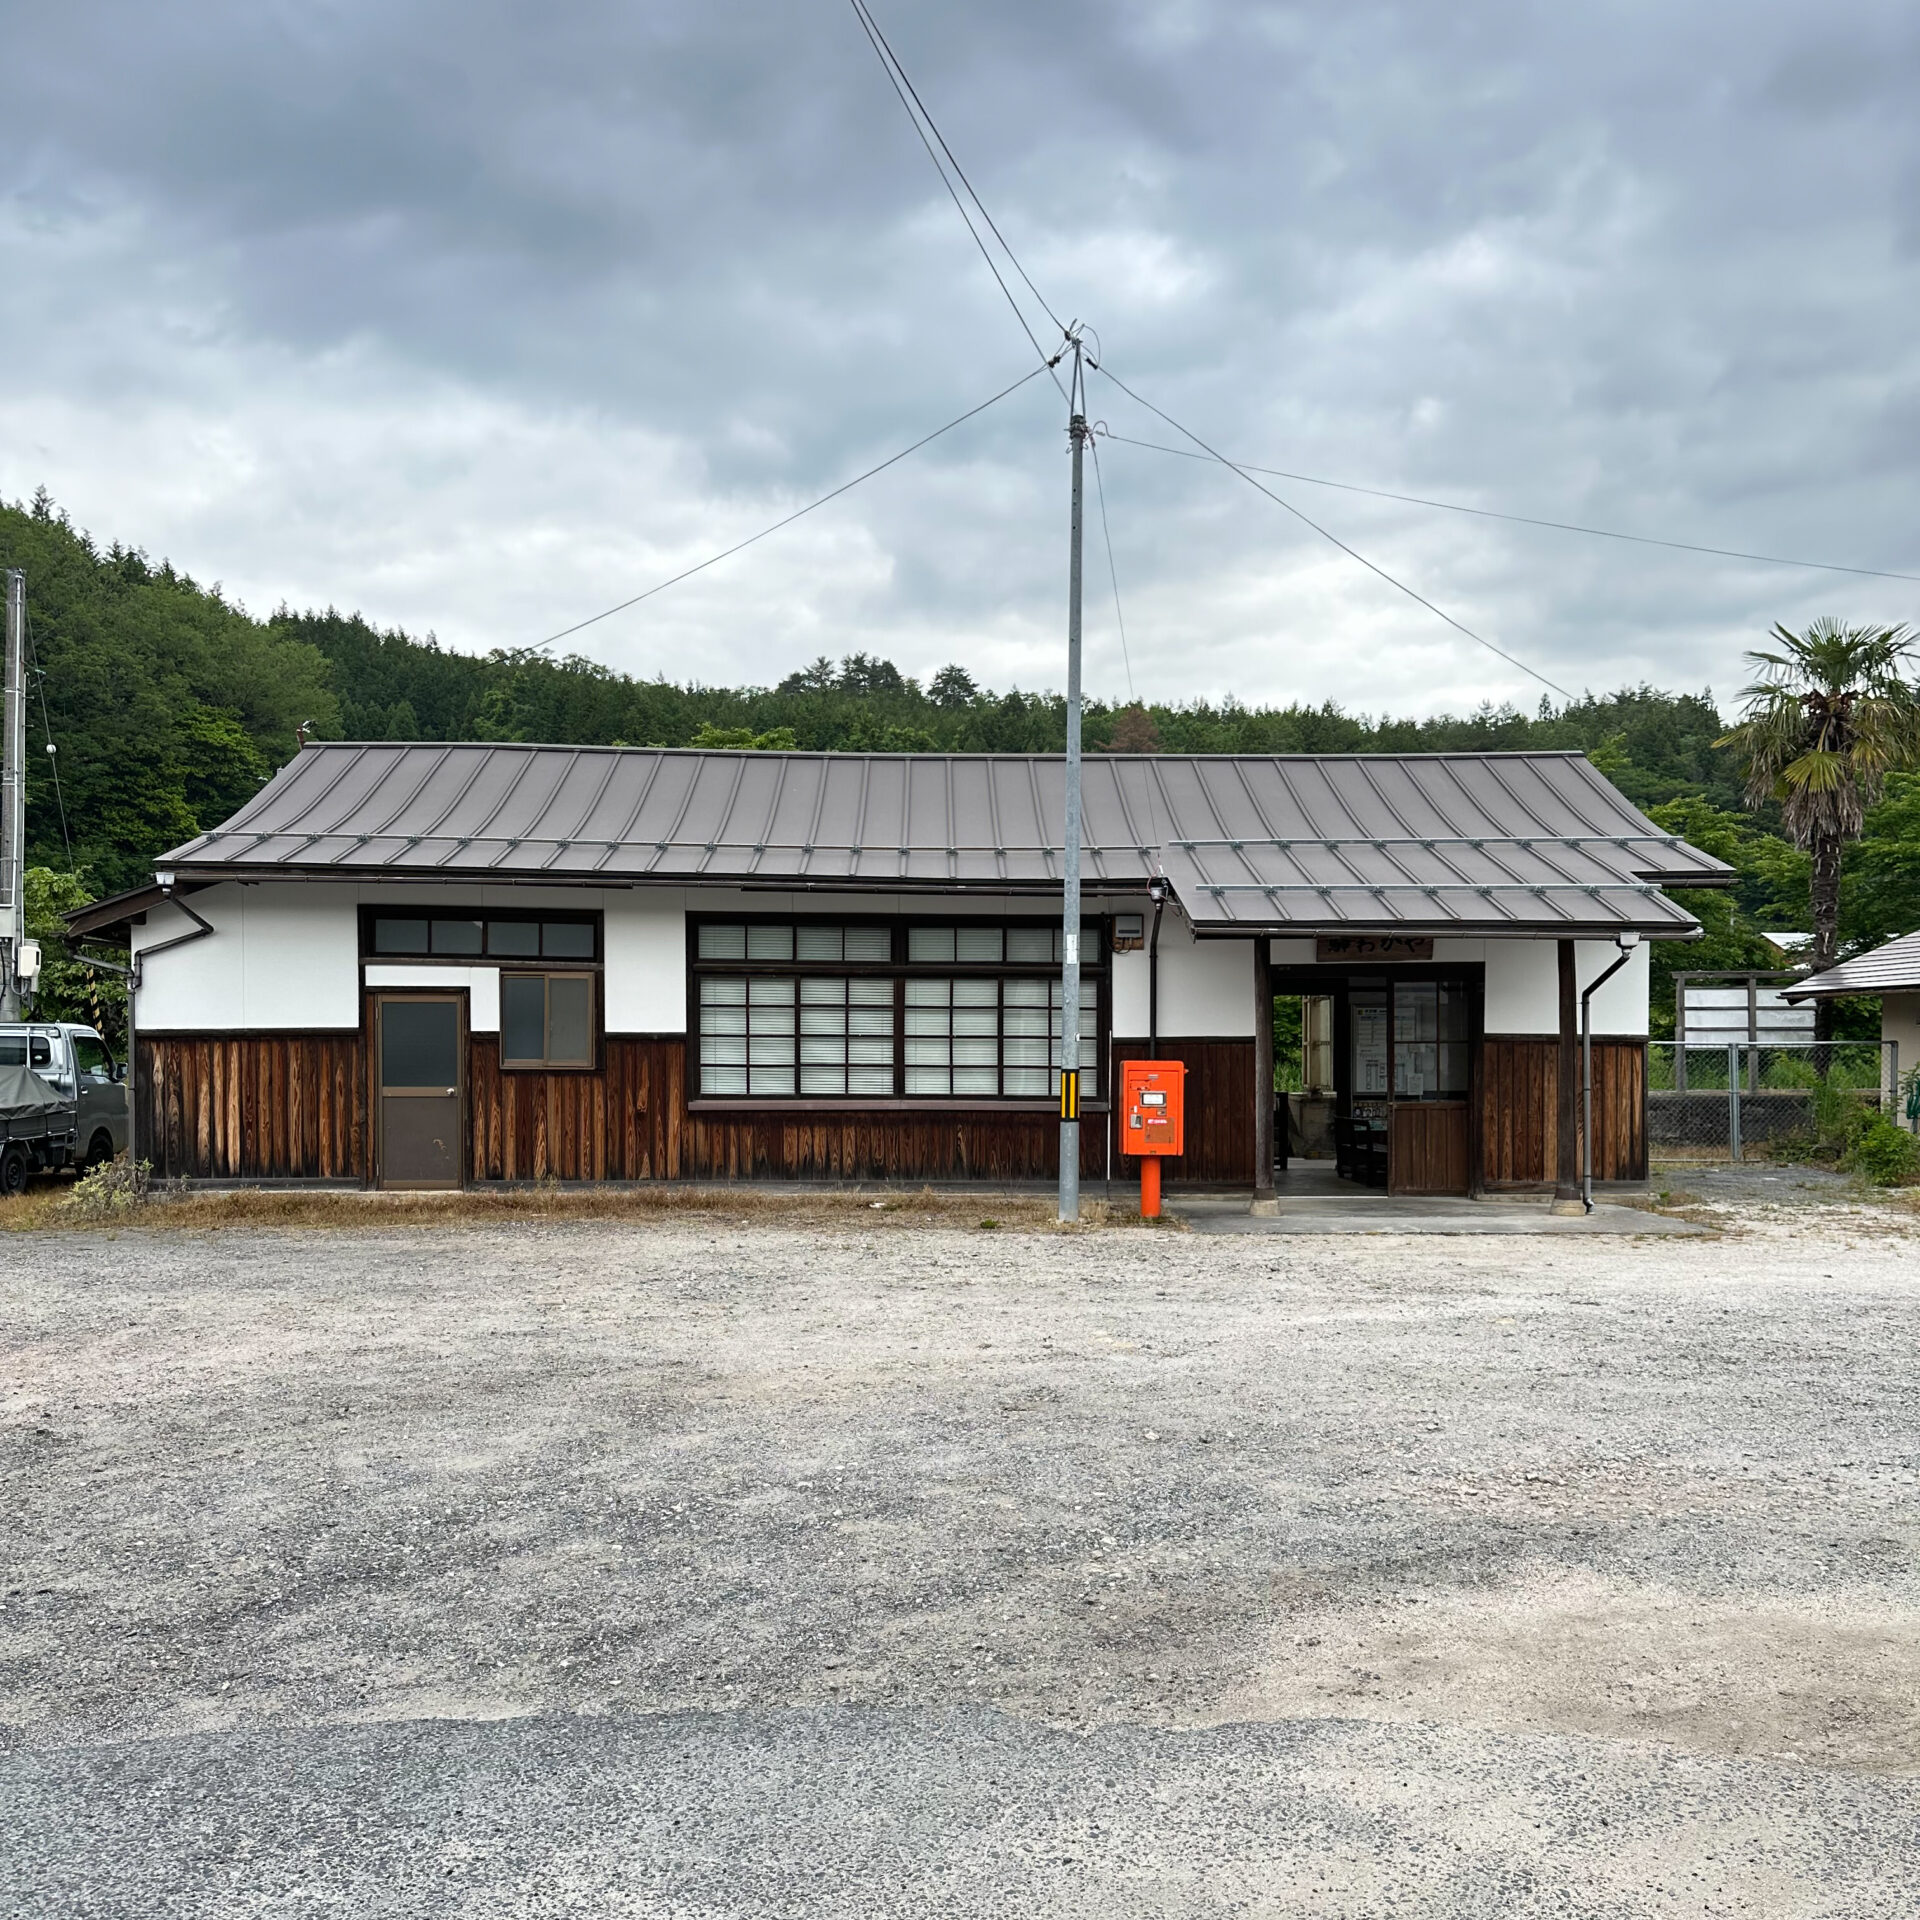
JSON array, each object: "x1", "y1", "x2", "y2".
[{"x1": 1720, "y1": 618, "x2": 1920, "y2": 1036}]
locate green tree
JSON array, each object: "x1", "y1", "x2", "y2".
[
  {"x1": 1718, "y1": 619, "x2": 1920, "y2": 1032},
  {"x1": 689, "y1": 722, "x2": 799, "y2": 750},
  {"x1": 23, "y1": 867, "x2": 128, "y2": 1046}
]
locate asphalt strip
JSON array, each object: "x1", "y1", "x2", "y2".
[{"x1": 3, "y1": 1706, "x2": 1914, "y2": 1918}]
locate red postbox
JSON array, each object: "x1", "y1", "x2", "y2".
[{"x1": 1120, "y1": 1058, "x2": 1186, "y2": 1219}]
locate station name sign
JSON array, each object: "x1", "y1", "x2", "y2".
[{"x1": 1314, "y1": 935, "x2": 1434, "y2": 963}]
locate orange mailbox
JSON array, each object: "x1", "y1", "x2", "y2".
[{"x1": 1120, "y1": 1058, "x2": 1186, "y2": 1219}]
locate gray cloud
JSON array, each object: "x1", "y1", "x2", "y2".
[{"x1": 4, "y1": 0, "x2": 1919, "y2": 712}]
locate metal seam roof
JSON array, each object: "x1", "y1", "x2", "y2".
[
  {"x1": 1780, "y1": 931, "x2": 1920, "y2": 998},
  {"x1": 156, "y1": 742, "x2": 1736, "y2": 937}
]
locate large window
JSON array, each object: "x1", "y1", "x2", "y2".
[{"x1": 693, "y1": 918, "x2": 1105, "y2": 1103}]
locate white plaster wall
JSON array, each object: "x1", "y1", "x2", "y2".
[
  {"x1": 1482, "y1": 938, "x2": 1650, "y2": 1036},
  {"x1": 363, "y1": 965, "x2": 501, "y2": 1031},
  {"x1": 1145, "y1": 919, "x2": 1256, "y2": 1038},
  {"x1": 604, "y1": 891, "x2": 688, "y2": 1034},
  {"x1": 1884, "y1": 994, "x2": 1920, "y2": 1111},
  {"x1": 133, "y1": 883, "x2": 360, "y2": 1031},
  {"x1": 1263, "y1": 933, "x2": 1650, "y2": 1035}
]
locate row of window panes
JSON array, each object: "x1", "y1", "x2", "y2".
[
  {"x1": 901, "y1": 977, "x2": 1097, "y2": 1096},
  {"x1": 697, "y1": 974, "x2": 1096, "y2": 1098},
  {"x1": 698, "y1": 977, "x2": 895, "y2": 1096},
  {"x1": 372, "y1": 917, "x2": 595, "y2": 960},
  {"x1": 695, "y1": 921, "x2": 1102, "y2": 966}
]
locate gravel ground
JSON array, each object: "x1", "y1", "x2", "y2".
[{"x1": 3, "y1": 1201, "x2": 1919, "y2": 1914}]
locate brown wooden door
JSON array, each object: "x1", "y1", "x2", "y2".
[
  {"x1": 376, "y1": 995, "x2": 464, "y2": 1189},
  {"x1": 1390, "y1": 1102, "x2": 1469, "y2": 1194}
]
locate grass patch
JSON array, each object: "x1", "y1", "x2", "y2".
[{"x1": 0, "y1": 1179, "x2": 1153, "y2": 1236}]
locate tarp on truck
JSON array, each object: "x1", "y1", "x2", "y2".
[{"x1": 0, "y1": 1064, "x2": 71, "y2": 1123}]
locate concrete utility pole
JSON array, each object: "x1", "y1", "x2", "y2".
[
  {"x1": 1, "y1": 570, "x2": 24, "y2": 1021},
  {"x1": 1058, "y1": 335, "x2": 1087, "y2": 1224}
]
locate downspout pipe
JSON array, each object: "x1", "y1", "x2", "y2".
[
  {"x1": 125, "y1": 879, "x2": 217, "y2": 1170},
  {"x1": 1581, "y1": 934, "x2": 1639, "y2": 1213},
  {"x1": 1147, "y1": 876, "x2": 1168, "y2": 1060}
]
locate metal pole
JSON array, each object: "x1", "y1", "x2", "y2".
[
  {"x1": 1058, "y1": 337, "x2": 1086, "y2": 1223},
  {"x1": 1728, "y1": 1042, "x2": 1742, "y2": 1164},
  {"x1": 1, "y1": 570, "x2": 24, "y2": 1021}
]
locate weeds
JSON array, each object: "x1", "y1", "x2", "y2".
[{"x1": 2, "y1": 1179, "x2": 1154, "y2": 1235}]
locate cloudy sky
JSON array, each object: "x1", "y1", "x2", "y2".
[{"x1": 5, "y1": 1, "x2": 1918, "y2": 715}]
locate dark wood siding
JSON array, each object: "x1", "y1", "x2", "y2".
[
  {"x1": 137, "y1": 1033, "x2": 370, "y2": 1180},
  {"x1": 1391, "y1": 1104, "x2": 1470, "y2": 1194},
  {"x1": 138, "y1": 1029, "x2": 1278, "y2": 1189},
  {"x1": 1108, "y1": 1039, "x2": 1256, "y2": 1187},
  {"x1": 1478, "y1": 1036, "x2": 1646, "y2": 1187},
  {"x1": 468, "y1": 1036, "x2": 684, "y2": 1181}
]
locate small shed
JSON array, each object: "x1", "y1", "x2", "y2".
[{"x1": 1781, "y1": 931, "x2": 1920, "y2": 1113}]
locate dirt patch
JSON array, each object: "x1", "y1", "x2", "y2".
[
  {"x1": 1220, "y1": 1568, "x2": 1920, "y2": 1773},
  {"x1": 4, "y1": 1217, "x2": 1918, "y2": 1784}
]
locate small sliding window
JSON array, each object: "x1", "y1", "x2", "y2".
[{"x1": 500, "y1": 972, "x2": 595, "y2": 1069}]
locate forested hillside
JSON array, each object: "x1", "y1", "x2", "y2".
[{"x1": 7, "y1": 490, "x2": 1916, "y2": 1036}]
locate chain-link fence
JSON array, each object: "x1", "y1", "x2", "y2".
[{"x1": 1647, "y1": 1041, "x2": 1902, "y2": 1161}]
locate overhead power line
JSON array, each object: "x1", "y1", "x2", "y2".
[
  {"x1": 1095, "y1": 365, "x2": 1577, "y2": 702},
  {"x1": 846, "y1": 0, "x2": 1066, "y2": 391},
  {"x1": 534, "y1": 363, "x2": 1049, "y2": 651},
  {"x1": 1101, "y1": 432, "x2": 1920, "y2": 587}
]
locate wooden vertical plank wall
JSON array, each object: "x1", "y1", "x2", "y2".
[
  {"x1": 135, "y1": 1029, "x2": 1642, "y2": 1188},
  {"x1": 1477, "y1": 1036, "x2": 1647, "y2": 1186}
]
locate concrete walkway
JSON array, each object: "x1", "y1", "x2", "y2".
[{"x1": 1174, "y1": 1163, "x2": 1703, "y2": 1235}]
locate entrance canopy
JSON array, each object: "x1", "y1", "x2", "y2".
[{"x1": 84, "y1": 742, "x2": 1730, "y2": 944}]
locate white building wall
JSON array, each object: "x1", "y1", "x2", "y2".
[
  {"x1": 1268, "y1": 933, "x2": 1649, "y2": 1036},
  {"x1": 1884, "y1": 994, "x2": 1920, "y2": 1110},
  {"x1": 1119, "y1": 916, "x2": 1256, "y2": 1038},
  {"x1": 133, "y1": 883, "x2": 360, "y2": 1030},
  {"x1": 363, "y1": 965, "x2": 501, "y2": 1031},
  {"x1": 1480, "y1": 938, "x2": 1649, "y2": 1036},
  {"x1": 603, "y1": 891, "x2": 687, "y2": 1033}
]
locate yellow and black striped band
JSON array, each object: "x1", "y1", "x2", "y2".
[{"x1": 1059, "y1": 1070, "x2": 1080, "y2": 1121}]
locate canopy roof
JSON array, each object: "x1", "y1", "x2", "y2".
[
  {"x1": 1781, "y1": 930, "x2": 1920, "y2": 999},
  {"x1": 123, "y1": 742, "x2": 1730, "y2": 939}
]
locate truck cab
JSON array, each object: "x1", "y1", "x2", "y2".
[{"x1": 0, "y1": 1023, "x2": 130, "y2": 1171}]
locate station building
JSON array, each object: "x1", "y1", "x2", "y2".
[{"x1": 70, "y1": 742, "x2": 1732, "y2": 1196}]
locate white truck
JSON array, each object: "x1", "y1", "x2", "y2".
[{"x1": 0, "y1": 1023, "x2": 130, "y2": 1193}]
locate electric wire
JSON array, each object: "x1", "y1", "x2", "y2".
[
  {"x1": 1094, "y1": 365, "x2": 1577, "y2": 702},
  {"x1": 1101, "y1": 431, "x2": 1920, "y2": 587},
  {"x1": 1089, "y1": 429, "x2": 1169, "y2": 863},
  {"x1": 852, "y1": 0, "x2": 1067, "y2": 385},
  {"x1": 534, "y1": 362, "x2": 1050, "y2": 650},
  {"x1": 848, "y1": 0, "x2": 1067, "y2": 341},
  {"x1": 23, "y1": 611, "x2": 71, "y2": 864},
  {"x1": 845, "y1": 0, "x2": 1068, "y2": 397},
  {"x1": 1087, "y1": 434, "x2": 1134, "y2": 701}
]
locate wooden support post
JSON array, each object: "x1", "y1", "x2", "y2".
[
  {"x1": 1253, "y1": 940, "x2": 1276, "y2": 1207},
  {"x1": 1553, "y1": 939, "x2": 1583, "y2": 1213}
]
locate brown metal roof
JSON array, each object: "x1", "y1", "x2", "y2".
[
  {"x1": 153, "y1": 742, "x2": 1733, "y2": 937},
  {"x1": 1780, "y1": 931, "x2": 1920, "y2": 999}
]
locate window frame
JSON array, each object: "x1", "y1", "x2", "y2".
[
  {"x1": 687, "y1": 912, "x2": 1109, "y2": 1111},
  {"x1": 357, "y1": 908, "x2": 604, "y2": 1076},
  {"x1": 358, "y1": 906, "x2": 601, "y2": 965},
  {"x1": 498, "y1": 969, "x2": 599, "y2": 1072}
]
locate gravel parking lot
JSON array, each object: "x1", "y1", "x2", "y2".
[{"x1": 3, "y1": 1195, "x2": 1918, "y2": 1915}]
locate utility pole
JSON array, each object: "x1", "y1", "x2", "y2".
[
  {"x1": 1058, "y1": 335, "x2": 1087, "y2": 1223},
  {"x1": 1, "y1": 570, "x2": 24, "y2": 1021}
]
